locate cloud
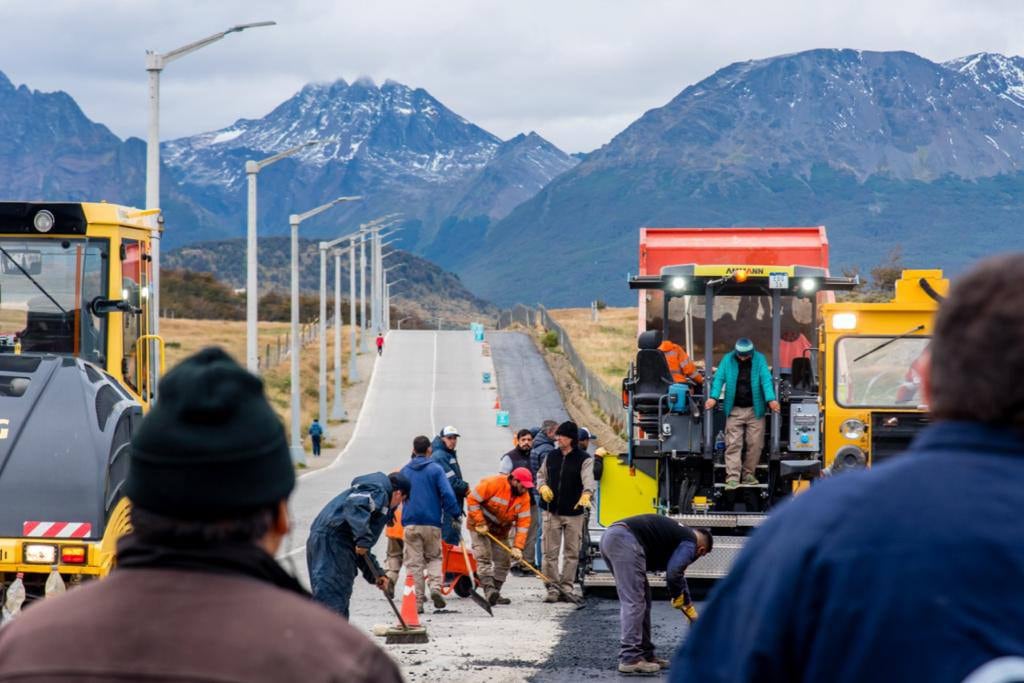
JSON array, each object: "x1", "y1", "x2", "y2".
[{"x1": 1, "y1": 0, "x2": 1023, "y2": 153}]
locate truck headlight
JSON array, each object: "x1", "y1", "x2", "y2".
[
  {"x1": 24, "y1": 543, "x2": 57, "y2": 564},
  {"x1": 33, "y1": 209, "x2": 55, "y2": 233},
  {"x1": 832, "y1": 445, "x2": 866, "y2": 473},
  {"x1": 840, "y1": 418, "x2": 866, "y2": 440}
]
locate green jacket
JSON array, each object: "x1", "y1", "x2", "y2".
[{"x1": 710, "y1": 350, "x2": 777, "y2": 419}]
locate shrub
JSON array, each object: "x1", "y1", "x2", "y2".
[
  {"x1": 595, "y1": 300, "x2": 607, "y2": 310},
  {"x1": 542, "y1": 330, "x2": 559, "y2": 349}
]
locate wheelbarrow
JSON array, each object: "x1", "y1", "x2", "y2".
[{"x1": 440, "y1": 540, "x2": 479, "y2": 598}]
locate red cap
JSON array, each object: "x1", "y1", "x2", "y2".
[{"x1": 510, "y1": 467, "x2": 534, "y2": 489}]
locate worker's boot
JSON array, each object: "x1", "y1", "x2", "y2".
[
  {"x1": 481, "y1": 576, "x2": 499, "y2": 606},
  {"x1": 741, "y1": 473, "x2": 759, "y2": 486},
  {"x1": 492, "y1": 580, "x2": 511, "y2": 605}
]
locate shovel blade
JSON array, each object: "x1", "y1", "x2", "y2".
[{"x1": 469, "y1": 589, "x2": 494, "y2": 616}]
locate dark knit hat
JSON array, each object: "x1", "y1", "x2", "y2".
[
  {"x1": 127, "y1": 347, "x2": 294, "y2": 519},
  {"x1": 555, "y1": 420, "x2": 579, "y2": 442}
]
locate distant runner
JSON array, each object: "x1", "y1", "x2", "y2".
[{"x1": 376, "y1": 333, "x2": 385, "y2": 356}]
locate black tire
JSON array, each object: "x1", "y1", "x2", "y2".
[{"x1": 453, "y1": 575, "x2": 473, "y2": 598}]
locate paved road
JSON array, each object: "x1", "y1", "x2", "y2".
[
  {"x1": 282, "y1": 330, "x2": 577, "y2": 682},
  {"x1": 488, "y1": 331, "x2": 569, "y2": 430}
]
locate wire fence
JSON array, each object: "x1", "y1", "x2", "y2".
[
  {"x1": 257, "y1": 317, "x2": 329, "y2": 372},
  {"x1": 497, "y1": 304, "x2": 627, "y2": 433}
]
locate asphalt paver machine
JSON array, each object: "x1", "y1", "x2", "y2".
[{"x1": 584, "y1": 227, "x2": 858, "y2": 587}]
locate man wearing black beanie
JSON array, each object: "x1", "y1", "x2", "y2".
[{"x1": 0, "y1": 347, "x2": 402, "y2": 682}]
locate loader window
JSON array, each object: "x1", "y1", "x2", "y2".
[
  {"x1": 835, "y1": 336, "x2": 931, "y2": 408},
  {"x1": 0, "y1": 238, "x2": 108, "y2": 364}
]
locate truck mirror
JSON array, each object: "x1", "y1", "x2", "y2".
[{"x1": 89, "y1": 297, "x2": 141, "y2": 318}]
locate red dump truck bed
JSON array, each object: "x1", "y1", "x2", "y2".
[{"x1": 639, "y1": 226, "x2": 831, "y2": 276}]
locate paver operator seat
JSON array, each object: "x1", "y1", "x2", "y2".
[{"x1": 631, "y1": 330, "x2": 674, "y2": 414}]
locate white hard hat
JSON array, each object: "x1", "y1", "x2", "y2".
[{"x1": 441, "y1": 425, "x2": 460, "y2": 437}]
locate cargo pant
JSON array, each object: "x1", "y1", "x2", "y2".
[
  {"x1": 403, "y1": 525, "x2": 443, "y2": 606},
  {"x1": 725, "y1": 406, "x2": 765, "y2": 481},
  {"x1": 600, "y1": 523, "x2": 654, "y2": 664},
  {"x1": 542, "y1": 512, "x2": 585, "y2": 594},
  {"x1": 470, "y1": 527, "x2": 511, "y2": 586},
  {"x1": 385, "y1": 537, "x2": 404, "y2": 585}
]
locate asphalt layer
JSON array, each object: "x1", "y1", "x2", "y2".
[{"x1": 488, "y1": 331, "x2": 569, "y2": 430}]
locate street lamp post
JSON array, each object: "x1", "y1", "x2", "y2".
[
  {"x1": 386, "y1": 278, "x2": 406, "y2": 331},
  {"x1": 315, "y1": 230, "x2": 360, "y2": 423},
  {"x1": 145, "y1": 21, "x2": 275, "y2": 376},
  {"x1": 330, "y1": 246, "x2": 348, "y2": 420},
  {"x1": 288, "y1": 196, "x2": 360, "y2": 464},
  {"x1": 359, "y1": 232, "x2": 368, "y2": 352},
  {"x1": 348, "y1": 236, "x2": 359, "y2": 380},
  {"x1": 246, "y1": 140, "x2": 323, "y2": 374}
]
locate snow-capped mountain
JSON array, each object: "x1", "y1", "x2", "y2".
[
  {"x1": 160, "y1": 77, "x2": 573, "y2": 249},
  {"x1": 461, "y1": 49, "x2": 1024, "y2": 305}
]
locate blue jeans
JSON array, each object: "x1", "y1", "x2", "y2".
[{"x1": 311, "y1": 435, "x2": 321, "y2": 456}]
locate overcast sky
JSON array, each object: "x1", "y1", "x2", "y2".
[{"x1": 2, "y1": 0, "x2": 1023, "y2": 153}]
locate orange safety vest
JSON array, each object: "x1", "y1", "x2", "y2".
[
  {"x1": 658, "y1": 340, "x2": 703, "y2": 384},
  {"x1": 385, "y1": 504, "x2": 404, "y2": 540},
  {"x1": 466, "y1": 475, "x2": 532, "y2": 549}
]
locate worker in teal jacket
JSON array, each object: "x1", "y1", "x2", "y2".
[{"x1": 705, "y1": 338, "x2": 779, "y2": 489}]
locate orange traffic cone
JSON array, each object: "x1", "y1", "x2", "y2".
[
  {"x1": 494, "y1": 395, "x2": 502, "y2": 409},
  {"x1": 398, "y1": 572, "x2": 421, "y2": 628}
]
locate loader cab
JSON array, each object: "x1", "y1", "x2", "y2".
[
  {"x1": 621, "y1": 264, "x2": 858, "y2": 517},
  {"x1": 0, "y1": 202, "x2": 162, "y2": 409},
  {"x1": 820, "y1": 270, "x2": 946, "y2": 473}
]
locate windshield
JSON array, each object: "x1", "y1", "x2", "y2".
[
  {"x1": 0, "y1": 238, "x2": 108, "y2": 364},
  {"x1": 835, "y1": 336, "x2": 931, "y2": 408}
]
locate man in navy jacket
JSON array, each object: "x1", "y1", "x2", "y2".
[
  {"x1": 401, "y1": 435, "x2": 462, "y2": 612},
  {"x1": 673, "y1": 253, "x2": 1024, "y2": 682}
]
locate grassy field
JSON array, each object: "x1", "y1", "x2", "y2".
[
  {"x1": 547, "y1": 307, "x2": 637, "y2": 387},
  {"x1": 161, "y1": 318, "x2": 358, "y2": 451}
]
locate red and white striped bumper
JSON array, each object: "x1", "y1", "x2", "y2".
[{"x1": 22, "y1": 521, "x2": 93, "y2": 539}]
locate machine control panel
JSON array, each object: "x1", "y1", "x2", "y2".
[{"x1": 789, "y1": 402, "x2": 819, "y2": 452}]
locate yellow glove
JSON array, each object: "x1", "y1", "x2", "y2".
[
  {"x1": 594, "y1": 447, "x2": 609, "y2": 457},
  {"x1": 509, "y1": 547, "x2": 523, "y2": 562},
  {"x1": 539, "y1": 485, "x2": 554, "y2": 503},
  {"x1": 575, "y1": 492, "x2": 592, "y2": 509},
  {"x1": 671, "y1": 595, "x2": 698, "y2": 622},
  {"x1": 475, "y1": 524, "x2": 489, "y2": 535}
]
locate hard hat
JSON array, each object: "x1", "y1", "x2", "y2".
[
  {"x1": 735, "y1": 338, "x2": 754, "y2": 354},
  {"x1": 510, "y1": 467, "x2": 535, "y2": 489},
  {"x1": 441, "y1": 425, "x2": 460, "y2": 437}
]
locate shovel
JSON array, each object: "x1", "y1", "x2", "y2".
[
  {"x1": 483, "y1": 530, "x2": 585, "y2": 606},
  {"x1": 459, "y1": 539, "x2": 494, "y2": 616}
]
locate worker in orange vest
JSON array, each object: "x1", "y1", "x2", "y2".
[
  {"x1": 659, "y1": 339, "x2": 703, "y2": 385},
  {"x1": 383, "y1": 502, "x2": 404, "y2": 599},
  {"x1": 466, "y1": 468, "x2": 534, "y2": 606}
]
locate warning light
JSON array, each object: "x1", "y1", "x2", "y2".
[
  {"x1": 60, "y1": 546, "x2": 87, "y2": 565},
  {"x1": 733, "y1": 269, "x2": 749, "y2": 283}
]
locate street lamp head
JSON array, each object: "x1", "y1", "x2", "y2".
[{"x1": 229, "y1": 21, "x2": 277, "y2": 33}]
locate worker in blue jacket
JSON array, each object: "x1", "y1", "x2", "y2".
[
  {"x1": 307, "y1": 472, "x2": 411, "y2": 618},
  {"x1": 705, "y1": 338, "x2": 779, "y2": 489},
  {"x1": 401, "y1": 435, "x2": 463, "y2": 612},
  {"x1": 674, "y1": 254, "x2": 1024, "y2": 683},
  {"x1": 431, "y1": 425, "x2": 468, "y2": 545}
]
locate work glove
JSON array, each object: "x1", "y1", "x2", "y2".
[
  {"x1": 355, "y1": 546, "x2": 369, "y2": 557},
  {"x1": 375, "y1": 575, "x2": 390, "y2": 592},
  {"x1": 575, "y1": 492, "x2": 592, "y2": 509},
  {"x1": 539, "y1": 485, "x2": 555, "y2": 503},
  {"x1": 475, "y1": 524, "x2": 489, "y2": 535},
  {"x1": 509, "y1": 547, "x2": 523, "y2": 562},
  {"x1": 672, "y1": 594, "x2": 698, "y2": 622}
]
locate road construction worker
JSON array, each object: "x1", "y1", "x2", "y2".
[
  {"x1": 384, "y1": 502, "x2": 404, "y2": 599},
  {"x1": 529, "y1": 419, "x2": 559, "y2": 563},
  {"x1": 0, "y1": 348, "x2": 402, "y2": 682},
  {"x1": 500, "y1": 428, "x2": 539, "y2": 571},
  {"x1": 432, "y1": 425, "x2": 469, "y2": 545},
  {"x1": 659, "y1": 338, "x2": 704, "y2": 385},
  {"x1": 400, "y1": 435, "x2": 463, "y2": 613},
  {"x1": 307, "y1": 471, "x2": 411, "y2": 619},
  {"x1": 675, "y1": 254, "x2": 1024, "y2": 682},
  {"x1": 600, "y1": 514, "x2": 712, "y2": 675},
  {"x1": 309, "y1": 418, "x2": 324, "y2": 456},
  {"x1": 705, "y1": 337, "x2": 780, "y2": 489},
  {"x1": 536, "y1": 421, "x2": 595, "y2": 602},
  {"x1": 578, "y1": 426, "x2": 595, "y2": 453},
  {"x1": 467, "y1": 468, "x2": 534, "y2": 606}
]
